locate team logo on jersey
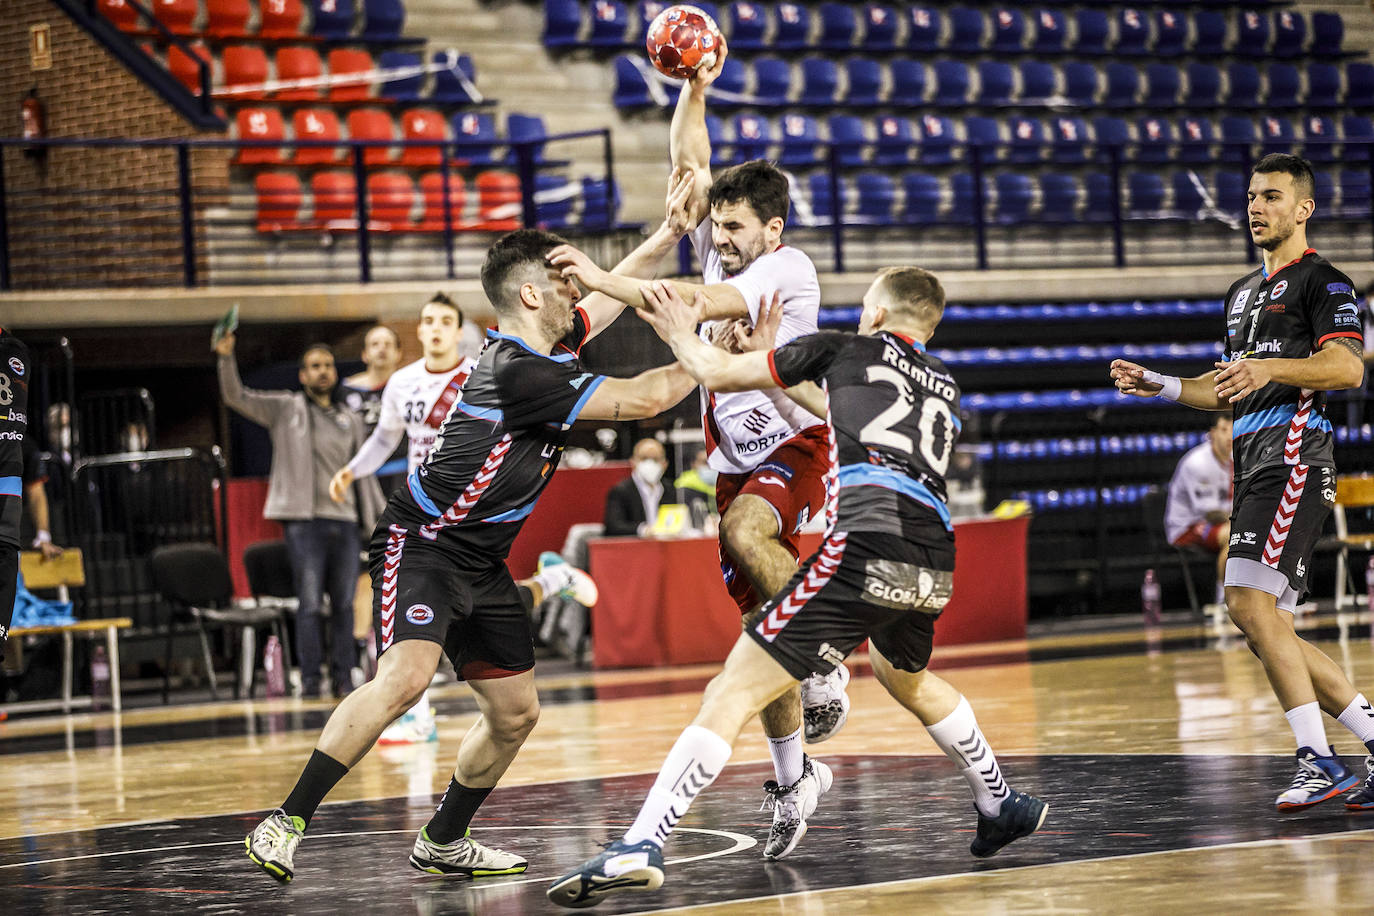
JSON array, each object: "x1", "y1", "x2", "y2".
[
  {"x1": 568, "y1": 372, "x2": 593, "y2": 389},
  {"x1": 1328, "y1": 282, "x2": 1354, "y2": 296},
  {"x1": 1229, "y1": 289, "x2": 1251, "y2": 316},
  {"x1": 7, "y1": 358, "x2": 22, "y2": 376},
  {"x1": 1269, "y1": 279, "x2": 1288, "y2": 300},
  {"x1": 405, "y1": 603, "x2": 435, "y2": 625}
]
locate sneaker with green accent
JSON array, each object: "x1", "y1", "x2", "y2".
[
  {"x1": 245, "y1": 809, "x2": 304, "y2": 884},
  {"x1": 409, "y1": 827, "x2": 529, "y2": 877},
  {"x1": 536, "y1": 551, "x2": 599, "y2": 607}
]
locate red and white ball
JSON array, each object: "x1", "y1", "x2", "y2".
[{"x1": 645, "y1": 5, "x2": 722, "y2": 80}]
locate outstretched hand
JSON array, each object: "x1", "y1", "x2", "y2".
[
  {"x1": 212, "y1": 331, "x2": 236, "y2": 356},
  {"x1": 547, "y1": 244, "x2": 607, "y2": 292},
  {"x1": 1109, "y1": 358, "x2": 1163, "y2": 398},
  {"x1": 638, "y1": 281, "x2": 704, "y2": 342},
  {"x1": 688, "y1": 35, "x2": 729, "y2": 90},
  {"x1": 664, "y1": 167, "x2": 697, "y2": 237},
  {"x1": 328, "y1": 467, "x2": 354, "y2": 504},
  {"x1": 733, "y1": 291, "x2": 783, "y2": 353}
]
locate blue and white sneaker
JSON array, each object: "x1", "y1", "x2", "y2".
[
  {"x1": 1344, "y1": 756, "x2": 1374, "y2": 811},
  {"x1": 1276, "y1": 747, "x2": 1359, "y2": 810},
  {"x1": 546, "y1": 839, "x2": 665, "y2": 909},
  {"x1": 377, "y1": 704, "x2": 438, "y2": 746}
]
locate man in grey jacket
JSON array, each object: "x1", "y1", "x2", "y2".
[{"x1": 216, "y1": 332, "x2": 384, "y2": 698}]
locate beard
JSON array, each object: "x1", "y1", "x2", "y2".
[{"x1": 1253, "y1": 222, "x2": 1292, "y2": 251}]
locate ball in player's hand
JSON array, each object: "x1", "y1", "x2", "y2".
[{"x1": 645, "y1": 5, "x2": 722, "y2": 80}]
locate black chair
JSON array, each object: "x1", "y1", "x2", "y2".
[
  {"x1": 1141, "y1": 486, "x2": 1212, "y2": 616},
  {"x1": 243, "y1": 538, "x2": 297, "y2": 680},
  {"x1": 150, "y1": 542, "x2": 288, "y2": 702}
]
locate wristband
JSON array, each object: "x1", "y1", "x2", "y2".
[
  {"x1": 1141, "y1": 370, "x2": 1182, "y2": 401},
  {"x1": 33, "y1": 530, "x2": 51, "y2": 546}
]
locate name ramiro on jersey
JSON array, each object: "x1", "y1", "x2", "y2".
[{"x1": 881, "y1": 344, "x2": 957, "y2": 400}]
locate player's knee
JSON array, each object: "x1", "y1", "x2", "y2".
[
  {"x1": 489, "y1": 700, "x2": 540, "y2": 745},
  {"x1": 720, "y1": 499, "x2": 777, "y2": 556},
  {"x1": 373, "y1": 664, "x2": 429, "y2": 712}
]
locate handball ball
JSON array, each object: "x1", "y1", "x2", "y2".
[{"x1": 646, "y1": 5, "x2": 723, "y2": 80}]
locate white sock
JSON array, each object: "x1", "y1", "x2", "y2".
[
  {"x1": 622, "y1": 725, "x2": 732, "y2": 847},
  {"x1": 531, "y1": 566, "x2": 567, "y2": 598},
  {"x1": 767, "y1": 727, "x2": 804, "y2": 786},
  {"x1": 1337, "y1": 694, "x2": 1374, "y2": 753},
  {"x1": 925, "y1": 696, "x2": 1010, "y2": 817},
  {"x1": 1284, "y1": 701, "x2": 1330, "y2": 754},
  {"x1": 412, "y1": 689, "x2": 432, "y2": 721}
]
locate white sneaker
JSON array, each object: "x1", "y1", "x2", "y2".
[
  {"x1": 760, "y1": 756, "x2": 833, "y2": 859},
  {"x1": 410, "y1": 827, "x2": 528, "y2": 876},
  {"x1": 537, "y1": 551, "x2": 599, "y2": 607},
  {"x1": 245, "y1": 809, "x2": 304, "y2": 884},
  {"x1": 378, "y1": 706, "x2": 438, "y2": 745},
  {"x1": 800, "y1": 664, "x2": 851, "y2": 743}
]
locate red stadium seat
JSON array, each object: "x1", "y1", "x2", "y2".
[
  {"x1": 98, "y1": 0, "x2": 142, "y2": 32},
  {"x1": 234, "y1": 108, "x2": 286, "y2": 164},
  {"x1": 206, "y1": 0, "x2": 253, "y2": 37},
  {"x1": 327, "y1": 49, "x2": 375, "y2": 102},
  {"x1": 275, "y1": 47, "x2": 324, "y2": 101},
  {"x1": 311, "y1": 171, "x2": 359, "y2": 229},
  {"x1": 259, "y1": 0, "x2": 306, "y2": 38},
  {"x1": 168, "y1": 42, "x2": 212, "y2": 96},
  {"x1": 400, "y1": 109, "x2": 447, "y2": 167},
  {"x1": 367, "y1": 172, "x2": 416, "y2": 229},
  {"x1": 417, "y1": 172, "x2": 466, "y2": 230},
  {"x1": 345, "y1": 108, "x2": 396, "y2": 166},
  {"x1": 474, "y1": 171, "x2": 521, "y2": 231},
  {"x1": 291, "y1": 108, "x2": 342, "y2": 164},
  {"x1": 255, "y1": 171, "x2": 304, "y2": 232},
  {"x1": 151, "y1": 0, "x2": 197, "y2": 35},
  {"x1": 221, "y1": 46, "x2": 270, "y2": 100}
]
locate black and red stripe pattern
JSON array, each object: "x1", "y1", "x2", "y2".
[
  {"x1": 419, "y1": 434, "x2": 512, "y2": 541},
  {"x1": 756, "y1": 533, "x2": 848, "y2": 642}
]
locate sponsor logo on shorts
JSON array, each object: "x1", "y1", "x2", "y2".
[
  {"x1": 817, "y1": 641, "x2": 845, "y2": 667},
  {"x1": 7, "y1": 358, "x2": 22, "y2": 376},
  {"x1": 1327, "y1": 282, "x2": 1353, "y2": 296},
  {"x1": 1231, "y1": 530, "x2": 1259, "y2": 547},
  {"x1": 757, "y1": 461, "x2": 795, "y2": 481},
  {"x1": 861, "y1": 559, "x2": 952, "y2": 613},
  {"x1": 1296, "y1": 559, "x2": 1306, "y2": 579},
  {"x1": 1269, "y1": 279, "x2": 1288, "y2": 300},
  {"x1": 405, "y1": 603, "x2": 435, "y2": 625}
]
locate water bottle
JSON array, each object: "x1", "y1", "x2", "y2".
[
  {"x1": 90, "y1": 645, "x2": 110, "y2": 712},
  {"x1": 263, "y1": 635, "x2": 286, "y2": 699},
  {"x1": 1141, "y1": 568, "x2": 1162, "y2": 627}
]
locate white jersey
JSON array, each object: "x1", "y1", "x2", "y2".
[
  {"x1": 1164, "y1": 441, "x2": 1233, "y2": 543},
  {"x1": 345, "y1": 356, "x2": 476, "y2": 478},
  {"x1": 692, "y1": 219, "x2": 824, "y2": 475}
]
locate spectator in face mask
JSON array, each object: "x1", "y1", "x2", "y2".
[{"x1": 603, "y1": 438, "x2": 670, "y2": 537}]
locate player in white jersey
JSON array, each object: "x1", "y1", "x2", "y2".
[
  {"x1": 548, "y1": 38, "x2": 849, "y2": 860},
  {"x1": 1164, "y1": 414, "x2": 1233, "y2": 610}
]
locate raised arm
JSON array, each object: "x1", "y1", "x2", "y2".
[
  {"x1": 549, "y1": 242, "x2": 751, "y2": 321},
  {"x1": 670, "y1": 41, "x2": 728, "y2": 224},
  {"x1": 214, "y1": 332, "x2": 295, "y2": 428}
]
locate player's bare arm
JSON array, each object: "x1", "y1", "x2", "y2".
[
  {"x1": 549, "y1": 245, "x2": 750, "y2": 320},
  {"x1": 642, "y1": 281, "x2": 776, "y2": 392},
  {"x1": 1110, "y1": 359, "x2": 1226, "y2": 410},
  {"x1": 579, "y1": 363, "x2": 698, "y2": 422},
  {"x1": 669, "y1": 38, "x2": 727, "y2": 222},
  {"x1": 1213, "y1": 337, "x2": 1365, "y2": 403},
  {"x1": 734, "y1": 292, "x2": 826, "y2": 418}
]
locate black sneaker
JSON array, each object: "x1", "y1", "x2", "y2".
[
  {"x1": 1344, "y1": 755, "x2": 1374, "y2": 811},
  {"x1": 970, "y1": 790, "x2": 1049, "y2": 858}
]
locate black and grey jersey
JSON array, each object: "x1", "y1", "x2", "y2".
[
  {"x1": 0, "y1": 328, "x2": 31, "y2": 548},
  {"x1": 1221, "y1": 250, "x2": 1361, "y2": 479},
  {"x1": 769, "y1": 329, "x2": 959, "y2": 549}
]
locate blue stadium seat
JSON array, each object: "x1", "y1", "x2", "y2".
[
  {"x1": 947, "y1": 7, "x2": 986, "y2": 53},
  {"x1": 888, "y1": 60, "x2": 926, "y2": 107},
  {"x1": 1083, "y1": 172, "x2": 1114, "y2": 221},
  {"x1": 1104, "y1": 63, "x2": 1140, "y2": 108},
  {"x1": 1127, "y1": 172, "x2": 1164, "y2": 215},
  {"x1": 1019, "y1": 61, "x2": 1056, "y2": 105},
  {"x1": 732, "y1": 113, "x2": 773, "y2": 163},
  {"x1": 965, "y1": 116, "x2": 1002, "y2": 161},
  {"x1": 1348, "y1": 63, "x2": 1374, "y2": 109},
  {"x1": 728, "y1": 1, "x2": 768, "y2": 50},
  {"x1": 855, "y1": 173, "x2": 896, "y2": 222},
  {"x1": 535, "y1": 174, "x2": 576, "y2": 229},
  {"x1": 1183, "y1": 63, "x2": 1220, "y2": 109},
  {"x1": 1214, "y1": 172, "x2": 1245, "y2": 217},
  {"x1": 827, "y1": 114, "x2": 867, "y2": 166},
  {"x1": 799, "y1": 58, "x2": 839, "y2": 106},
  {"x1": 845, "y1": 58, "x2": 883, "y2": 106},
  {"x1": 543, "y1": 0, "x2": 582, "y2": 47},
  {"x1": 1074, "y1": 10, "x2": 1109, "y2": 54},
  {"x1": 1063, "y1": 62, "x2": 1099, "y2": 107},
  {"x1": 1193, "y1": 11, "x2": 1227, "y2": 57},
  {"x1": 1008, "y1": 117, "x2": 1045, "y2": 163},
  {"x1": 431, "y1": 51, "x2": 479, "y2": 104},
  {"x1": 613, "y1": 55, "x2": 653, "y2": 108},
  {"x1": 1307, "y1": 64, "x2": 1341, "y2": 109},
  {"x1": 1302, "y1": 115, "x2": 1337, "y2": 163},
  {"x1": 1260, "y1": 115, "x2": 1295, "y2": 156},
  {"x1": 906, "y1": 6, "x2": 940, "y2": 52},
  {"x1": 779, "y1": 113, "x2": 821, "y2": 165},
  {"x1": 588, "y1": 0, "x2": 630, "y2": 47},
  {"x1": 636, "y1": 0, "x2": 667, "y2": 37},
  {"x1": 873, "y1": 115, "x2": 914, "y2": 165},
  {"x1": 379, "y1": 51, "x2": 423, "y2": 101},
  {"x1": 312, "y1": 0, "x2": 355, "y2": 39},
  {"x1": 977, "y1": 61, "x2": 1014, "y2": 106},
  {"x1": 1172, "y1": 171, "x2": 1204, "y2": 214},
  {"x1": 1030, "y1": 8, "x2": 1066, "y2": 53},
  {"x1": 919, "y1": 114, "x2": 956, "y2": 164},
  {"x1": 991, "y1": 8, "x2": 1025, "y2": 53},
  {"x1": 705, "y1": 114, "x2": 729, "y2": 166},
  {"x1": 949, "y1": 173, "x2": 980, "y2": 223},
  {"x1": 1342, "y1": 116, "x2": 1374, "y2": 161},
  {"x1": 1143, "y1": 64, "x2": 1180, "y2": 108},
  {"x1": 1135, "y1": 116, "x2": 1175, "y2": 163},
  {"x1": 1050, "y1": 116, "x2": 1089, "y2": 163},
  {"x1": 1219, "y1": 116, "x2": 1257, "y2": 162},
  {"x1": 861, "y1": 4, "x2": 898, "y2": 51},
  {"x1": 507, "y1": 112, "x2": 554, "y2": 163},
  {"x1": 1092, "y1": 116, "x2": 1130, "y2": 155},
  {"x1": 1177, "y1": 116, "x2": 1215, "y2": 164},
  {"x1": 1340, "y1": 170, "x2": 1372, "y2": 216},
  {"x1": 713, "y1": 57, "x2": 747, "y2": 101},
  {"x1": 752, "y1": 57, "x2": 792, "y2": 106},
  {"x1": 1225, "y1": 64, "x2": 1261, "y2": 109},
  {"x1": 774, "y1": 2, "x2": 811, "y2": 50},
  {"x1": 902, "y1": 173, "x2": 941, "y2": 224},
  {"x1": 995, "y1": 173, "x2": 1033, "y2": 224},
  {"x1": 806, "y1": 172, "x2": 848, "y2": 223},
  {"x1": 817, "y1": 3, "x2": 856, "y2": 50},
  {"x1": 1313, "y1": 170, "x2": 1335, "y2": 210},
  {"x1": 1271, "y1": 9, "x2": 1306, "y2": 58},
  {"x1": 1311, "y1": 12, "x2": 1343, "y2": 58},
  {"x1": 580, "y1": 176, "x2": 620, "y2": 229},
  {"x1": 1266, "y1": 64, "x2": 1300, "y2": 109},
  {"x1": 1153, "y1": 10, "x2": 1187, "y2": 57},
  {"x1": 1115, "y1": 7, "x2": 1149, "y2": 56},
  {"x1": 362, "y1": 0, "x2": 406, "y2": 41},
  {"x1": 694, "y1": 2, "x2": 719, "y2": 24},
  {"x1": 932, "y1": 60, "x2": 970, "y2": 106},
  {"x1": 452, "y1": 111, "x2": 499, "y2": 166},
  {"x1": 1040, "y1": 173, "x2": 1079, "y2": 221},
  {"x1": 1236, "y1": 10, "x2": 1269, "y2": 56}
]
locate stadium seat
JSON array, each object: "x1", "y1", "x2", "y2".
[
  {"x1": 379, "y1": 51, "x2": 424, "y2": 102},
  {"x1": 1219, "y1": 117, "x2": 1257, "y2": 162},
  {"x1": 1092, "y1": 117, "x2": 1130, "y2": 156},
  {"x1": 328, "y1": 49, "x2": 375, "y2": 102},
  {"x1": 712, "y1": 57, "x2": 747, "y2": 101},
  {"x1": 1214, "y1": 171, "x2": 1246, "y2": 216},
  {"x1": 827, "y1": 115, "x2": 866, "y2": 166},
  {"x1": 580, "y1": 176, "x2": 620, "y2": 229},
  {"x1": 1050, "y1": 117, "x2": 1088, "y2": 163},
  {"x1": 535, "y1": 173, "x2": 576, "y2": 229},
  {"x1": 1271, "y1": 10, "x2": 1306, "y2": 59},
  {"x1": 1265, "y1": 64, "x2": 1300, "y2": 110},
  {"x1": 1225, "y1": 64, "x2": 1261, "y2": 109},
  {"x1": 774, "y1": 3, "x2": 811, "y2": 51},
  {"x1": 902, "y1": 173, "x2": 941, "y2": 223},
  {"x1": 98, "y1": 0, "x2": 141, "y2": 32},
  {"x1": 1114, "y1": 8, "x2": 1148, "y2": 56},
  {"x1": 1311, "y1": 12, "x2": 1343, "y2": 58},
  {"x1": 1135, "y1": 117, "x2": 1175, "y2": 163},
  {"x1": 806, "y1": 172, "x2": 846, "y2": 223},
  {"x1": 779, "y1": 113, "x2": 822, "y2": 166},
  {"x1": 861, "y1": 4, "x2": 898, "y2": 51},
  {"x1": 1193, "y1": 11, "x2": 1226, "y2": 57},
  {"x1": 151, "y1": 0, "x2": 197, "y2": 34},
  {"x1": 312, "y1": 0, "x2": 356, "y2": 40},
  {"x1": 1083, "y1": 172, "x2": 1114, "y2": 221},
  {"x1": 1030, "y1": 8, "x2": 1066, "y2": 53},
  {"x1": 1348, "y1": 63, "x2": 1374, "y2": 109},
  {"x1": 990, "y1": 8, "x2": 1025, "y2": 53},
  {"x1": 728, "y1": 1, "x2": 768, "y2": 50},
  {"x1": 994, "y1": 173, "x2": 1032, "y2": 224},
  {"x1": 636, "y1": 1, "x2": 668, "y2": 39},
  {"x1": 918, "y1": 114, "x2": 956, "y2": 164},
  {"x1": 347, "y1": 108, "x2": 396, "y2": 166},
  {"x1": 1183, "y1": 63, "x2": 1220, "y2": 109},
  {"x1": 906, "y1": 6, "x2": 941, "y2": 53},
  {"x1": 1019, "y1": 61, "x2": 1055, "y2": 105},
  {"x1": 947, "y1": 7, "x2": 985, "y2": 53},
  {"x1": 1153, "y1": 10, "x2": 1186, "y2": 57},
  {"x1": 888, "y1": 60, "x2": 926, "y2": 107},
  {"x1": 1260, "y1": 116, "x2": 1296, "y2": 156},
  {"x1": 752, "y1": 57, "x2": 792, "y2": 105},
  {"x1": 259, "y1": 0, "x2": 305, "y2": 38},
  {"x1": 312, "y1": 171, "x2": 358, "y2": 229},
  {"x1": 845, "y1": 59, "x2": 882, "y2": 107},
  {"x1": 705, "y1": 114, "x2": 729, "y2": 166},
  {"x1": 1172, "y1": 171, "x2": 1204, "y2": 214},
  {"x1": 1342, "y1": 116, "x2": 1373, "y2": 162},
  {"x1": 368, "y1": 172, "x2": 416, "y2": 229},
  {"x1": 612, "y1": 56, "x2": 653, "y2": 108},
  {"x1": 1143, "y1": 64, "x2": 1180, "y2": 108},
  {"x1": 275, "y1": 47, "x2": 324, "y2": 101},
  {"x1": 1340, "y1": 171, "x2": 1372, "y2": 216},
  {"x1": 399, "y1": 109, "x2": 447, "y2": 166},
  {"x1": 872, "y1": 115, "x2": 914, "y2": 166},
  {"x1": 1236, "y1": 10, "x2": 1269, "y2": 57},
  {"x1": 964, "y1": 116, "x2": 1002, "y2": 161},
  {"x1": 1103, "y1": 63, "x2": 1139, "y2": 108},
  {"x1": 453, "y1": 112, "x2": 500, "y2": 166},
  {"x1": 732, "y1": 113, "x2": 773, "y2": 163},
  {"x1": 291, "y1": 108, "x2": 342, "y2": 165},
  {"x1": 222, "y1": 46, "x2": 270, "y2": 100},
  {"x1": 234, "y1": 108, "x2": 286, "y2": 164},
  {"x1": 1176, "y1": 116, "x2": 1215, "y2": 164},
  {"x1": 1040, "y1": 173, "x2": 1079, "y2": 220},
  {"x1": 205, "y1": 0, "x2": 252, "y2": 38},
  {"x1": 474, "y1": 171, "x2": 522, "y2": 231},
  {"x1": 799, "y1": 58, "x2": 839, "y2": 106},
  {"x1": 544, "y1": 0, "x2": 582, "y2": 47},
  {"x1": 255, "y1": 172, "x2": 305, "y2": 232},
  {"x1": 1074, "y1": 10, "x2": 1109, "y2": 54},
  {"x1": 1313, "y1": 170, "x2": 1335, "y2": 209},
  {"x1": 363, "y1": 0, "x2": 407, "y2": 41},
  {"x1": 431, "y1": 52, "x2": 479, "y2": 105},
  {"x1": 417, "y1": 171, "x2": 466, "y2": 231},
  {"x1": 588, "y1": 0, "x2": 629, "y2": 46},
  {"x1": 694, "y1": 3, "x2": 720, "y2": 26},
  {"x1": 977, "y1": 62, "x2": 1014, "y2": 106},
  {"x1": 1302, "y1": 115, "x2": 1337, "y2": 163},
  {"x1": 818, "y1": 3, "x2": 857, "y2": 50},
  {"x1": 168, "y1": 42, "x2": 212, "y2": 97},
  {"x1": 1063, "y1": 62, "x2": 1099, "y2": 107},
  {"x1": 1007, "y1": 117, "x2": 1045, "y2": 164},
  {"x1": 855, "y1": 173, "x2": 896, "y2": 222},
  {"x1": 949, "y1": 173, "x2": 980, "y2": 224},
  {"x1": 1306, "y1": 63, "x2": 1341, "y2": 109},
  {"x1": 932, "y1": 61, "x2": 970, "y2": 107}
]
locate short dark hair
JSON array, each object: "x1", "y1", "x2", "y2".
[
  {"x1": 1252, "y1": 153, "x2": 1315, "y2": 201},
  {"x1": 707, "y1": 160, "x2": 790, "y2": 225},
  {"x1": 877, "y1": 266, "x2": 945, "y2": 323},
  {"x1": 421, "y1": 291, "x2": 463, "y2": 324},
  {"x1": 480, "y1": 229, "x2": 568, "y2": 313},
  {"x1": 366, "y1": 324, "x2": 402, "y2": 347},
  {"x1": 299, "y1": 343, "x2": 335, "y2": 368}
]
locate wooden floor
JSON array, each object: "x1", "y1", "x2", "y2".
[{"x1": 5, "y1": 613, "x2": 1374, "y2": 913}]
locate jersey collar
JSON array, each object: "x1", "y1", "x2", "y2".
[
  {"x1": 1261, "y1": 248, "x2": 1316, "y2": 280},
  {"x1": 486, "y1": 328, "x2": 577, "y2": 362},
  {"x1": 884, "y1": 330, "x2": 926, "y2": 352}
]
